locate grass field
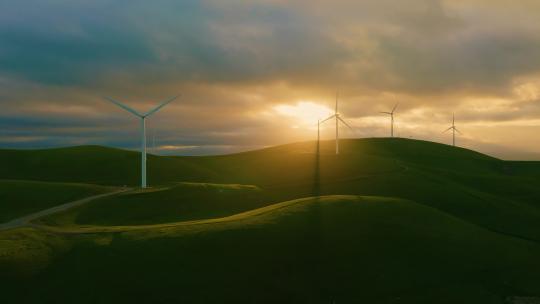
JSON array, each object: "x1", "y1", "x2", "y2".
[
  {"x1": 31, "y1": 139, "x2": 540, "y2": 243},
  {"x1": 0, "y1": 138, "x2": 499, "y2": 186},
  {"x1": 3, "y1": 196, "x2": 540, "y2": 303},
  {"x1": 1, "y1": 138, "x2": 540, "y2": 303}
]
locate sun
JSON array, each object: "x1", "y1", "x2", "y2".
[{"x1": 274, "y1": 101, "x2": 333, "y2": 125}]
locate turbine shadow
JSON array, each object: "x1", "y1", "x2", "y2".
[
  {"x1": 307, "y1": 139, "x2": 325, "y2": 281},
  {"x1": 312, "y1": 139, "x2": 321, "y2": 196}
]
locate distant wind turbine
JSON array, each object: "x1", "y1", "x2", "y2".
[
  {"x1": 104, "y1": 95, "x2": 179, "y2": 188},
  {"x1": 380, "y1": 103, "x2": 399, "y2": 137},
  {"x1": 317, "y1": 118, "x2": 320, "y2": 143},
  {"x1": 443, "y1": 113, "x2": 461, "y2": 147},
  {"x1": 320, "y1": 92, "x2": 354, "y2": 154}
]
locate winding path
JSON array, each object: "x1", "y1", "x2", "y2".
[{"x1": 0, "y1": 188, "x2": 130, "y2": 231}]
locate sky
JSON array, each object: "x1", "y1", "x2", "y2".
[{"x1": 1, "y1": 0, "x2": 540, "y2": 159}]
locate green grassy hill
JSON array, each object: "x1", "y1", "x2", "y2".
[
  {"x1": 40, "y1": 182, "x2": 265, "y2": 226},
  {"x1": 0, "y1": 138, "x2": 506, "y2": 186},
  {"x1": 0, "y1": 145, "x2": 217, "y2": 185},
  {"x1": 1, "y1": 138, "x2": 540, "y2": 303},
  {"x1": 3, "y1": 196, "x2": 540, "y2": 303},
  {"x1": 17, "y1": 138, "x2": 540, "y2": 244}
]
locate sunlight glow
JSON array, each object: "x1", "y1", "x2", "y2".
[{"x1": 274, "y1": 101, "x2": 333, "y2": 125}]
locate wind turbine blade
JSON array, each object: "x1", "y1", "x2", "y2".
[
  {"x1": 103, "y1": 97, "x2": 142, "y2": 117},
  {"x1": 320, "y1": 114, "x2": 336, "y2": 124},
  {"x1": 144, "y1": 95, "x2": 179, "y2": 117},
  {"x1": 455, "y1": 128, "x2": 463, "y2": 135},
  {"x1": 392, "y1": 102, "x2": 399, "y2": 113},
  {"x1": 443, "y1": 127, "x2": 452, "y2": 133},
  {"x1": 338, "y1": 117, "x2": 354, "y2": 130}
]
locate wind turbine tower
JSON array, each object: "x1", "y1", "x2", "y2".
[
  {"x1": 317, "y1": 119, "x2": 320, "y2": 143},
  {"x1": 320, "y1": 92, "x2": 354, "y2": 154},
  {"x1": 381, "y1": 103, "x2": 399, "y2": 137},
  {"x1": 104, "y1": 95, "x2": 179, "y2": 188},
  {"x1": 443, "y1": 113, "x2": 462, "y2": 146}
]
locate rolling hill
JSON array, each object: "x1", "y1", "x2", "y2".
[
  {"x1": 8, "y1": 138, "x2": 539, "y2": 243},
  {"x1": 3, "y1": 196, "x2": 540, "y2": 303},
  {"x1": 39, "y1": 182, "x2": 266, "y2": 226},
  {"x1": 0, "y1": 138, "x2": 507, "y2": 186},
  {"x1": 1, "y1": 138, "x2": 540, "y2": 303}
]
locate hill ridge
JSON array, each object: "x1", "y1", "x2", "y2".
[{"x1": 0, "y1": 137, "x2": 500, "y2": 160}]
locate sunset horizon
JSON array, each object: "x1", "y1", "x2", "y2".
[{"x1": 2, "y1": 1, "x2": 540, "y2": 159}]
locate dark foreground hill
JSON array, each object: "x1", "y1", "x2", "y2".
[
  {"x1": 1, "y1": 138, "x2": 540, "y2": 303},
  {"x1": 3, "y1": 196, "x2": 540, "y2": 303}
]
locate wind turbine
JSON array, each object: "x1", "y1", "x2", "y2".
[
  {"x1": 104, "y1": 95, "x2": 179, "y2": 188},
  {"x1": 443, "y1": 113, "x2": 461, "y2": 146},
  {"x1": 320, "y1": 92, "x2": 354, "y2": 154},
  {"x1": 317, "y1": 119, "x2": 320, "y2": 143},
  {"x1": 381, "y1": 103, "x2": 398, "y2": 137}
]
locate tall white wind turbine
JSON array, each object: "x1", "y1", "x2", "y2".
[
  {"x1": 104, "y1": 95, "x2": 179, "y2": 188},
  {"x1": 381, "y1": 103, "x2": 398, "y2": 137},
  {"x1": 443, "y1": 113, "x2": 461, "y2": 147},
  {"x1": 320, "y1": 92, "x2": 354, "y2": 154}
]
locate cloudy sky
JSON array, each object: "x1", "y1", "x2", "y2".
[{"x1": 2, "y1": 0, "x2": 540, "y2": 159}]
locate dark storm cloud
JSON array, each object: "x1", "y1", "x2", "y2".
[
  {"x1": 2, "y1": 0, "x2": 540, "y2": 94},
  {"x1": 0, "y1": 27, "x2": 154, "y2": 85},
  {"x1": 0, "y1": 0, "x2": 183, "y2": 85},
  {"x1": 0, "y1": 0, "x2": 344, "y2": 88}
]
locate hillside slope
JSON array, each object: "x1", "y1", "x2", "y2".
[
  {"x1": 2, "y1": 196, "x2": 540, "y2": 303},
  {"x1": 2, "y1": 140, "x2": 540, "y2": 303},
  {"x1": 40, "y1": 182, "x2": 265, "y2": 226},
  {"x1": 10, "y1": 138, "x2": 538, "y2": 245},
  {"x1": 0, "y1": 138, "x2": 506, "y2": 186}
]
